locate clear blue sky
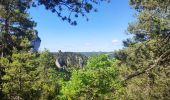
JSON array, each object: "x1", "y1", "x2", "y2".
[{"x1": 29, "y1": 0, "x2": 135, "y2": 52}]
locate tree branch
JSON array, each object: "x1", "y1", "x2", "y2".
[{"x1": 124, "y1": 48, "x2": 170, "y2": 81}]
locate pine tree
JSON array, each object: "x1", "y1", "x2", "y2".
[
  {"x1": 0, "y1": 0, "x2": 37, "y2": 57},
  {"x1": 0, "y1": 50, "x2": 39, "y2": 99},
  {"x1": 0, "y1": 1, "x2": 38, "y2": 98},
  {"x1": 34, "y1": 50, "x2": 60, "y2": 100},
  {"x1": 115, "y1": 0, "x2": 170, "y2": 99}
]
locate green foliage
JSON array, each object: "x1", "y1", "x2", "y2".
[
  {"x1": 1, "y1": 0, "x2": 169, "y2": 99},
  {"x1": 114, "y1": 0, "x2": 170, "y2": 99},
  {"x1": 0, "y1": 0, "x2": 37, "y2": 57},
  {"x1": 0, "y1": 50, "x2": 39, "y2": 99},
  {"x1": 60, "y1": 55, "x2": 123, "y2": 100},
  {"x1": 34, "y1": 50, "x2": 60, "y2": 100},
  {"x1": 0, "y1": 0, "x2": 114, "y2": 99},
  {"x1": 0, "y1": 50, "x2": 62, "y2": 100},
  {"x1": 35, "y1": 0, "x2": 108, "y2": 25}
]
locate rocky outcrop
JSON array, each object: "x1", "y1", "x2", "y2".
[
  {"x1": 31, "y1": 31, "x2": 41, "y2": 51},
  {"x1": 55, "y1": 50, "x2": 87, "y2": 69}
]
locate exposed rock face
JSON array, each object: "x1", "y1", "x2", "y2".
[
  {"x1": 56, "y1": 57, "x2": 67, "y2": 69},
  {"x1": 55, "y1": 50, "x2": 87, "y2": 69},
  {"x1": 31, "y1": 31, "x2": 41, "y2": 51}
]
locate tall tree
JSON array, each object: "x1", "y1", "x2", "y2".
[
  {"x1": 35, "y1": 50, "x2": 60, "y2": 100},
  {"x1": 0, "y1": 1, "x2": 38, "y2": 98},
  {"x1": 115, "y1": 0, "x2": 170, "y2": 99}
]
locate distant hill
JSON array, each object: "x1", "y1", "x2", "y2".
[
  {"x1": 77, "y1": 52, "x2": 114, "y2": 57},
  {"x1": 51, "y1": 51, "x2": 114, "y2": 58}
]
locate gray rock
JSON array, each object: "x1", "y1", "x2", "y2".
[
  {"x1": 55, "y1": 50, "x2": 87, "y2": 69},
  {"x1": 31, "y1": 31, "x2": 41, "y2": 51}
]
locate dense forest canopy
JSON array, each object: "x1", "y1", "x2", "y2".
[{"x1": 0, "y1": 0, "x2": 170, "y2": 100}]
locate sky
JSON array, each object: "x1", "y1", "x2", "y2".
[{"x1": 29, "y1": 0, "x2": 135, "y2": 52}]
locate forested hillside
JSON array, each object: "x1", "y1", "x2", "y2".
[{"x1": 0, "y1": 0, "x2": 170, "y2": 100}]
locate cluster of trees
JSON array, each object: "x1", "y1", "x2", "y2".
[
  {"x1": 0, "y1": 50, "x2": 123, "y2": 99},
  {"x1": 0, "y1": 50, "x2": 57, "y2": 99},
  {"x1": 60, "y1": 55, "x2": 122, "y2": 99},
  {"x1": 0, "y1": 0, "x2": 170, "y2": 99}
]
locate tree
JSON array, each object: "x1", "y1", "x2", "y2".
[
  {"x1": 33, "y1": 0, "x2": 106, "y2": 25},
  {"x1": 114, "y1": 0, "x2": 170, "y2": 99},
  {"x1": 34, "y1": 50, "x2": 60, "y2": 100},
  {"x1": 0, "y1": 1, "x2": 37, "y2": 97}
]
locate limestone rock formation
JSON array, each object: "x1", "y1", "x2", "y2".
[
  {"x1": 55, "y1": 50, "x2": 87, "y2": 69},
  {"x1": 31, "y1": 31, "x2": 41, "y2": 51}
]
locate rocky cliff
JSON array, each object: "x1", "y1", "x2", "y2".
[{"x1": 55, "y1": 50, "x2": 87, "y2": 69}]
